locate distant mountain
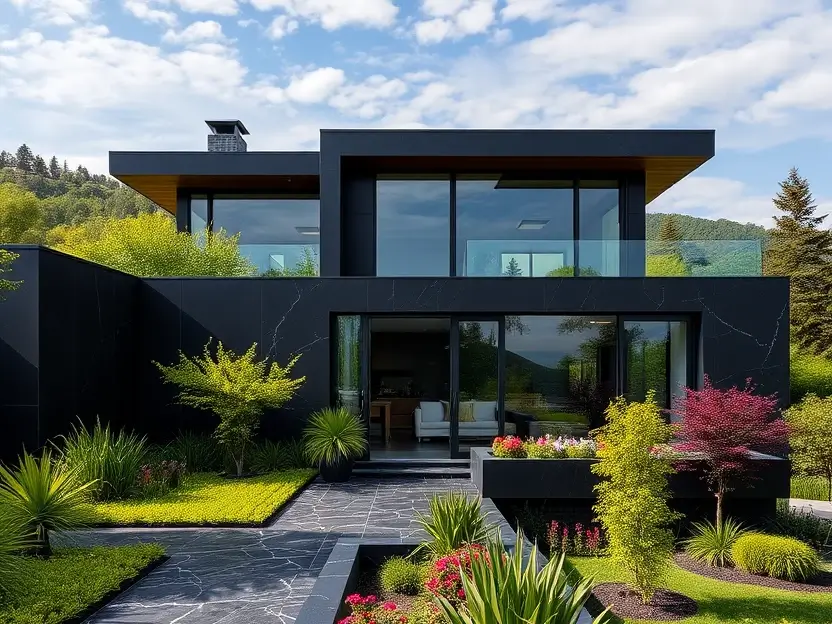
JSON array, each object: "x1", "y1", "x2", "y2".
[{"x1": 646, "y1": 212, "x2": 769, "y2": 243}]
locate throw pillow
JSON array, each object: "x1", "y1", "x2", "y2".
[
  {"x1": 440, "y1": 400, "x2": 450, "y2": 421},
  {"x1": 459, "y1": 401, "x2": 475, "y2": 422}
]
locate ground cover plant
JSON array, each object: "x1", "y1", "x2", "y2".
[
  {"x1": 0, "y1": 544, "x2": 165, "y2": 624},
  {"x1": 82, "y1": 469, "x2": 315, "y2": 526}
]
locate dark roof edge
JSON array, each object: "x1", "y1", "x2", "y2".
[{"x1": 109, "y1": 151, "x2": 320, "y2": 177}]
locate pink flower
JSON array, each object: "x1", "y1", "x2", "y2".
[{"x1": 382, "y1": 601, "x2": 397, "y2": 611}]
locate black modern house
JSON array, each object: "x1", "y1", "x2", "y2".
[{"x1": 0, "y1": 123, "x2": 789, "y2": 463}]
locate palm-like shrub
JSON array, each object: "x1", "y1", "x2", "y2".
[
  {"x1": 57, "y1": 418, "x2": 147, "y2": 501},
  {"x1": 166, "y1": 431, "x2": 222, "y2": 473},
  {"x1": 283, "y1": 438, "x2": 314, "y2": 469},
  {"x1": 0, "y1": 450, "x2": 94, "y2": 558},
  {"x1": 303, "y1": 407, "x2": 367, "y2": 467},
  {"x1": 433, "y1": 531, "x2": 610, "y2": 624},
  {"x1": 683, "y1": 518, "x2": 746, "y2": 567},
  {"x1": 250, "y1": 440, "x2": 286, "y2": 474},
  {"x1": 731, "y1": 532, "x2": 818, "y2": 581},
  {"x1": 416, "y1": 491, "x2": 493, "y2": 557},
  {"x1": 156, "y1": 341, "x2": 306, "y2": 477}
]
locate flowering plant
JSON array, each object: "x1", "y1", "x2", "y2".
[
  {"x1": 137, "y1": 459, "x2": 186, "y2": 496},
  {"x1": 424, "y1": 544, "x2": 488, "y2": 607},
  {"x1": 491, "y1": 435, "x2": 598, "y2": 459},
  {"x1": 491, "y1": 436, "x2": 526, "y2": 458},
  {"x1": 546, "y1": 521, "x2": 603, "y2": 556},
  {"x1": 338, "y1": 594, "x2": 409, "y2": 624}
]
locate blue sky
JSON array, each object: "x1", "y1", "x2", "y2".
[{"x1": 2, "y1": 0, "x2": 831, "y2": 226}]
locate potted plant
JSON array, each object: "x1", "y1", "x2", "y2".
[{"x1": 303, "y1": 407, "x2": 367, "y2": 482}]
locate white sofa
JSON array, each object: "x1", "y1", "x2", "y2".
[{"x1": 414, "y1": 400, "x2": 499, "y2": 441}]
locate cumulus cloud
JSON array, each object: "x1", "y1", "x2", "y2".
[
  {"x1": 8, "y1": 0, "x2": 94, "y2": 25},
  {"x1": 285, "y1": 67, "x2": 346, "y2": 103},
  {"x1": 414, "y1": 0, "x2": 497, "y2": 44},
  {"x1": 265, "y1": 14, "x2": 299, "y2": 39},
  {"x1": 248, "y1": 0, "x2": 398, "y2": 30},
  {"x1": 162, "y1": 20, "x2": 226, "y2": 44}
]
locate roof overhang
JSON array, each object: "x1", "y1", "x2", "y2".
[{"x1": 109, "y1": 151, "x2": 320, "y2": 213}]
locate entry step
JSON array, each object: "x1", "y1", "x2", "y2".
[{"x1": 353, "y1": 459, "x2": 470, "y2": 478}]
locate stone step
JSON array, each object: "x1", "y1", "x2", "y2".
[{"x1": 352, "y1": 466, "x2": 470, "y2": 479}]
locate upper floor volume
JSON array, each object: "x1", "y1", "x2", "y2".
[{"x1": 109, "y1": 122, "x2": 763, "y2": 279}]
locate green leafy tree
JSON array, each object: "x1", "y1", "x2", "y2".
[
  {"x1": 765, "y1": 168, "x2": 832, "y2": 355},
  {"x1": 646, "y1": 253, "x2": 691, "y2": 276},
  {"x1": 49, "y1": 212, "x2": 255, "y2": 277},
  {"x1": 155, "y1": 341, "x2": 306, "y2": 477},
  {"x1": 14, "y1": 144, "x2": 34, "y2": 173},
  {"x1": 0, "y1": 249, "x2": 21, "y2": 296},
  {"x1": 503, "y1": 256, "x2": 523, "y2": 276},
  {"x1": 261, "y1": 247, "x2": 319, "y2": 277},
  {"x1": 0, "y1": 182, "x2": 42, "y2": 243},
  {"x1": 593, "y1": 392, "x2": 680, "y2": 603},
  {"x1": 786, "y1": 394, "x2": 832, "y2": 502}
]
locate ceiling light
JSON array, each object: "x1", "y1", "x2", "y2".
[
  {"x1": 517, "y1": 219, "x2": 549, "y2": 230},
  {"x1": 296, "y1": 226, "x2": 319, "y2": 236}
]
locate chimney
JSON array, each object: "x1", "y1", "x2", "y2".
[{"x1": 205, "y1": 120, "x2": 249, "y2": 152}]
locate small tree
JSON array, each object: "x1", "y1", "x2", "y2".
[
  {"x1": 0, "y1": 249, "x2": 21, "y2": 296},
  {"x1": 786, "y1": 393, "x2": 832, "y2": 502},
  {"x1": 503, "y1": 256, "x2": 523, "y2": 276},
  {"x1": 673, "y1": 376, "x2": 788, "y2": 526},
  {"x1": 593, "y1": 392, "x2": 679, "y2": 603},
  {"x1": 155, "y1": 341, "x2": 306, "y2": 476}
]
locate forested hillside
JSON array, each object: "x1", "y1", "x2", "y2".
[{"x1": 646, "y1": 212, "x2": 769, "y2": 242}]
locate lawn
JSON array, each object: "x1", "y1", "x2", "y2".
[
  {"x1": 791, "y1": 475, "x2": 831, "y2": 502},
  {"x1": 566, "y1": 556, "x2": 832, "y2": 624},
  {"x1": 82, "y1": 469, "x2": 317, "y2": 526},
  {"x1": 530, "y1": 410, "x2": 589, "y2": 424},
  {"x1": 0, "y1": 544, "x2": 165, "y2": 624}
]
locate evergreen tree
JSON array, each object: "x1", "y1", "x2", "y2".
[
  {"x1": 656, "y1": 214, "x2": 682, "y2": 254},
  {"x1": 48, "y1": 156, "x2": 61, "y2": 179},
  {"x1": 766, "y1": 168, "x2": 832, "y2": 355},
  {"x1": 503, "y1": 256, "x2": 523, "y2": 277},
  {"x1": 33, "y1": 155, "x2": 48, "y2": 177},
  {"x1": 75, "y1": 165, "x2": 90, "y2": 182},
  {"x1": 0, "y1": 151, "x2": 12, "y2": 169},
  {"x1": 62, "y1": 160, "x2": 69, "y2": 174},
  {"x1": 15, "y1": 144, "x2": 34, "y2": 173}
]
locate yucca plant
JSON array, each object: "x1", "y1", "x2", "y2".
[
  {"x1": 56, "y1": 418, "x2": 147, "y2": 501},
  {"x1": 303, "y1": 407, "x2": 367, "y2": 467},
  {"x1": 683, "y1": 518, "x2": 747, "y2": 567},
  {"x1": 0, "y1": 450, "x2": 95, "y2": 558},
  {"x1": 433, "y1": 531, "x2": 610, "y2": 624},
  {"x1": 416, "y1": 491, "x2": 494, "y2": 557},
  {"x1": 166, "y1": 430, "x2": 222, "y2": 473}
]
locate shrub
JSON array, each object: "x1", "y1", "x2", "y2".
[
  {"x1": 282, "y1": 438, "x2": 314, "y2": 469},
  {"x1": 0, "y1": 520, "x2": 28, "y2": 596},
  {"x1": 593, "y1": 392, "x2": 679, "y2": 603},
  {"x1": 0, "y1": 450, "x2": 94, "y2": 557},
  {"x1": 771, "y1": 500, "x2": 832, "y2": 550},
  {"x1": 491, "y1": 435, "x2": 526, "y2": 458},
  {"x1": 547, "y1": 521, "x2": 603, "y2": 557},
  {"x1": 791, "y1": 345, "x2": 832, "y2": 402},
  {"x1": 425, "y1": 544, "x2": 487, "y2": 608},
  {"x1": 379, "y1": 556, "x2": 424, "y2": 595},
  {"x1": 156, "y1": 341, "x2": 305, "y2": 477},
  {"x1": 683, "y1": 518, "x2": 747, "y2": 567},
  {"x1": 786, "y1": 394, "x2": 832, "y2": 502},
  {"x1": 731, "y1": 533, "x2": 819, "y2": 581},
  {"x1": 432, "y1": 531, "x2": 610, "y2": 624},
  {"x1": 137, "y1": 460, "x2": 186, "y2": 497},
  {"x1": 646, "y1": 253, "x2": 691, "y2": 276},
  {"x1": 0, "y1": 248, "x2": 21, "y2": 295},
  {"x1": 303, "y1": 407, "x2": 367, "y2": 467},
  {"x1": 166, "y1": 431, "x2": 222, "y2": 473},
  {"x1": 249, "y1": 440, "x2": 285, "y2": 474},
  {"x1": 416, "y1": 492, "x2": 493, "y2": 557},
  {"x1": 57, "y1": 418, "x2": 147, "y2": 501},
  {"x1": 791, "y1": 475, "x2": 831, "y2": 501}
]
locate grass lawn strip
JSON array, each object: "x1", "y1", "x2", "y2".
[
  {"x1": 567, "y1": 555, "x2": 832, "y2": 624},
  {"x1": 82, "y1": 469, "x2": 317, "y2": 526},
  {"x1": 0, "y1": 544, "x2": 166, "y2": 624}
]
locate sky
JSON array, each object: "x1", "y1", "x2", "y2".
[{"x1": 1, "y1": 0, "x2": 832, "y2": 227}]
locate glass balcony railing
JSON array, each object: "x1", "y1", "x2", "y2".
[
  {"x1": 239, "y1": 244, "x2": 320, "y2": 276},
  {"x1": 460, "y1": 239, "x2": 763, "y2": 277}
]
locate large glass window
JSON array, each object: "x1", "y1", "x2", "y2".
[
  {"x1": 624, "y1": 321, "x2": 688, "y2": 412},
  {"x1": 376, "y1": 176, "x2": 450, "y2": 276},
  {"x1": 578, "y1": 181, "x2": 619, "y2": 276},
  {"x1": 458, "y1": 321, "x2": 500, "y2": 444},
  {"x1": 211, "y1": 195, "x2": 320, "y2": 276},
  {"x1": 504, "y1": 316, "x2": 617, "y2": 429},
  {"x1": 190, "y1": 195, "x2": 208, "y2": 234},
  {"x1": 456, "y1": 177, "x2": 573, "y2": 277}
]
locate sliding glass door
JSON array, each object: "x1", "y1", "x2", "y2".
[{"x1": 334, "y1": 315, "x2": 370, "y2": 458}]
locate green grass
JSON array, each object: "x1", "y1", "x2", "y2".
[
  {"x1": 530, "y1": 410, "x2": 589, "y2": 424},
  {"x1": 566, "y1": 556, "x2": 832, "y2": 624},
  {"x1": 791, "y1": 475, "x2": 831, "y2": 502},
  {"x1": 81, "y1": 469, "x2": 316, "y2": 526},
  {"x1": 0, "y1": 544, "x2": 165, "y2": 624}
]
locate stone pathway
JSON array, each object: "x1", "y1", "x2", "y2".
[
  {"x1": 69, "y1": 478, "x2": 483, "y2": 624},
  {"x1": 790, "y1": 498, "x2": 832, "y2": 521}
]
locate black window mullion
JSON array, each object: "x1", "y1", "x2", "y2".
[
  {"x1": 450, "y1": 174, "x2": 457, "y2": 276},
  {"x1": 207, "y1": 193, "x2": 214, "y2": 233}
]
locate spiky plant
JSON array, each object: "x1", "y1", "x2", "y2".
[
  {"x1": 416, "y1": 491, "x2": 494, "y2": 557},
  {"x1": 302, "y1": 407, "x2": 367, "y2": 467},
  {"x1": 683, "y1": 518, "x2": 747, "y2": 567}
]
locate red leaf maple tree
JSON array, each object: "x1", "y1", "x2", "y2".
[{"x1": 672, "y1": 376, "x2": 789, "y2": 526}]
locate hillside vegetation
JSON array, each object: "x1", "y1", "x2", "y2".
[{"x1": 646, "y1": 212, "x2": 769, "y2": 242}]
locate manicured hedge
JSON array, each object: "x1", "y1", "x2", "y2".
[
  {"x1": 791, "y1": 345, "x2": 832, "y2": 402},
  {"x1": 0, "y1": 544, "x2": 165, "y2": 624},
  {"x1": 82, "y1": 469, "x2": 316, "y2": 526},
  {"x1": 731, "y1": 533, "x2": 818, "y2": 581}
]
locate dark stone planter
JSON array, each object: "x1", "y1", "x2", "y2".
[{"x1": 319, "y1": 458, "x2": 354, "y2": 483}]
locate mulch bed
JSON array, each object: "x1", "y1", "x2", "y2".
[
  {"x1": 592, "y1": 584, "x2": 698, "y2": 621},
  {"x1": 675, "y1": 553, "x2": 832, "y2": 593},
  {"x1": 355, "y1": 566, "x2": 425, "y2": 615}
]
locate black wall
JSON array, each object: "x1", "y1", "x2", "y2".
[{"x1": 0, "y1": 246, "x2": 790, "y2": 460}]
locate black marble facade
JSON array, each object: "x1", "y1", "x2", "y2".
[{"x1": 0, "y1": 246, "x2": 790, "y2": 458}]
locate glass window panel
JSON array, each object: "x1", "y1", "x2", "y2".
[
  {"x1": 212, "y1": 196, "x2": 320, "y2": 276},
  {"x1": 335, "y1": 316, "x2": 363, "y2": 419},
  {"x1": 376, "y1": 177, "x2": 450, "y2": 277},
  {"x1": 458, "y1": 321, "x2": 499, "y2": 443},
  {"x1": 579, "y1": 181, "x2": 619, "y2": 276},
  {"x1": 190, "y1": 195, "x2": 208, "y2": 234},
  {"x1": 456, "y1": 177, "x2": 574, "y2": 277},
  {"x1": 504, "y1": 316, "x2": 616, "y2": 429},
  {"x1": 624, "y1": 320, "x2": 688, "y2": 412}
]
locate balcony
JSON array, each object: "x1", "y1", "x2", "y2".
[{"x1": 460, "y1": 239, "x2": 764, "y2": 278}]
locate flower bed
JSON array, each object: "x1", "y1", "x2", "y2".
[{"x1": 491, "y1": 434, "x2": 597, "y2": 459}]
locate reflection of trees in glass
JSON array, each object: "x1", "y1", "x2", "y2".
[
  {"x1": 503, "y1": 257, "x2": 523, "y2": 276},
  {"x1": 626, "y1": 335, "x2": 668, "y2": 407},
  {"x1": 261, "y1": 247, "x2": 319, "y2": 277},
  {"x1": 459, "y1": 322, "x2": 498, "y2": 400},
  {"x1": 336, "y1": 316, "x2": 361, "y2": 394},
  {"x1": 546, "y1": 266, "x2": 600, "y2": 277}
]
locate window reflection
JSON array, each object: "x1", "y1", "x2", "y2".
[
  {"x1": 456, "y1": 177, "x2": 574, "y2": 277},
  {"x1": 190, "y1": 195, "x2": 208, "y2": 234},
  {"x1": 624, "y1": 321, "x2": 688, "y2": 412},
  {"x1": 579, "y1": 181, "x2": 619, "y2": 276},
  {"x1": 376, "y1": 177, "x2": 450, "y2": 277}
]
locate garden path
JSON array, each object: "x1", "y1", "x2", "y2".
[{"x1": 67, "y1": 478, "x2": 484, "y2": 624}]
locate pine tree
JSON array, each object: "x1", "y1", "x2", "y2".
[
  {"x1": 0, "y1": 150, "x2": 12, "y2": 169},
  {"x1": 15, "y1": 144, "x2": 34, "y2": 173},
  {"x1": 503, "y1": 256, "x2": 523, "y2": 277},
  {"x1": 62, "y1": 160, "x2": 69, "y2": 174},
  {"x1": 33, "y1": 155, "x2": 48, "y2": 176},
  {"x1": 48, "y1": 156, "x2": 61, "y2": 179},
  {"x1": 656, "y1": 214, "x2": 682, "y2": 255},
  {"x1": 766, "y1": 168, "x2": 832, "y2": 355},
  {"x1": 75, "y1": 165, "x2": 90, "y2": 182}
]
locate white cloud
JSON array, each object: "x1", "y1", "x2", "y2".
[
  {"x1": 124, "y1": 0, "x2": 178, "y2": 26},
  {"x1": 8, "y1": 0, "x2": 94, "y2": 25},
  {"x1": 285, "y1": 67, "x2": 345, "y2": 103},
  {"x1": 173, "y1": 0, "x2": 239, "y2": 15},
  {"x1": 163, "y1": 20, "x2": 226, "y2": 44},
  {"x1": 415, "y1": 0, "x2": 497, "y2": 44},
  {"x1": 247, "y1": 0, "x2": 398, "y2": 30},
  {"x1": 650, "y1": 176, "x2": 776, "y2": 226},
  {"x1": 266, "y1": 14, "x2": 299, "y2": 39},
  {"x1": 328, "y1": 74, "x2": 407, "y2": 118},
  {"x1": 501, "y1": 0, "x2": 563, "y2": 22},
  {"x1": 743, "y1": 70, "x2": 832, "y2": 123}
]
